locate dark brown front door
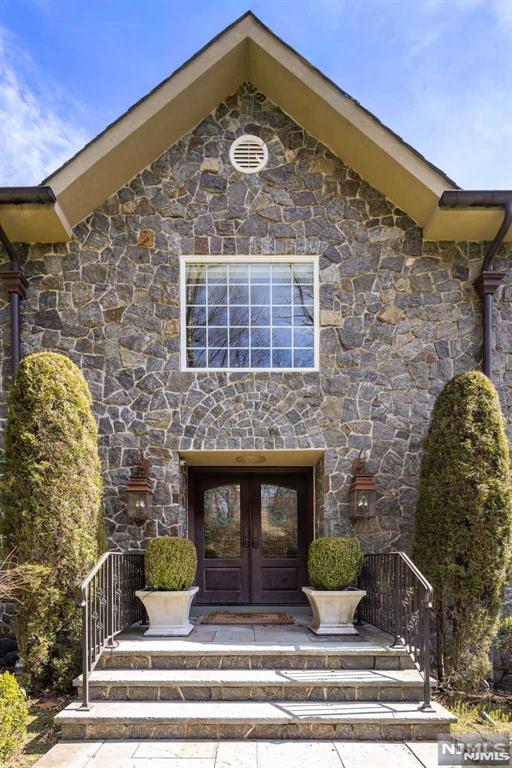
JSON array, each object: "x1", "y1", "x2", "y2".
[{"x1": 191, "y1": 470, "x2": 311, "y2": 604}]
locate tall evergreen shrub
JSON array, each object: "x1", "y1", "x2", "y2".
[
  {"x1": 413, "y1": 371, "x2": 512, "y2": 691},
  {"x1": 1, "y1": 352, "x2": 104, "y2": 691}
]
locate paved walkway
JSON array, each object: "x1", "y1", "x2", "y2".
[{"x1": 33, "y1": 739, "x2": 463, "y2": 768}]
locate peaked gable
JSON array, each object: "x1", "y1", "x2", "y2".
[{"x1": 1, "y1": 13, "x2": 508, "y2": 242}]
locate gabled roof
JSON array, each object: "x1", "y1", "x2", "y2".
[{"x1": 1, "y1": 12, "x2": 509, "y2": 243}]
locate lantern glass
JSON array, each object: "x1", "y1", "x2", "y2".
[
  {"x1": 357, "y1": 491, "x2": 370, "y2": 516},
  {"x1": 349, "y1": 486, "x2": 376, "y2": 518},
  {"x1": 127, "y1": 490, "x2": 151, "y2": 523}
]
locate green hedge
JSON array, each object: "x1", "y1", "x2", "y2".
[
  {"x1": 145, "y1": 537, "x2": 197, "y2": 591},
  {"x1": 1, "y1": 352, "x2": 104, "y2": 691},
  {"x1": 308, "y1": 537, "x2": 363, "y2": 590},
  {"x1": 413, "y1": 371, "x2": 512, "y2": 691},
  {"x1": 0, "y1": 672, "x2": 29, "y2": 762}
]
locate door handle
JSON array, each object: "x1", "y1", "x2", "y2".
[
  {"x1": 242, "y1": 527, "x2": 250, "y2": 548},
  {"x1": 252, "y1": 527, "x2": 259, "y2": 549}
]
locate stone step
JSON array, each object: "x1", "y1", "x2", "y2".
[
  {"x1": 75, "y1": 668, "x2": 428, "y2": 702},
  {"x1": 99, "y1": 636, "x2": 414, "y2": 671},
  {"x1": 99, "y1": 651, "x2": 414, "y2": 671},
  {"x1": 56, "y1": 699, "x2": 456, "y2": 741}
]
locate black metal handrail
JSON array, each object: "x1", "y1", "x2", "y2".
[
  {"x1": 358, "y1": 551, "x2": 434, "y2": 710},
  {"x1": 79, "y1": 551, "x2": 145, "y2": 709}
]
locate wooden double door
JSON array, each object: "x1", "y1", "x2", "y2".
[{"x1": 190, "y1": 470, "x2": 312, "y2": 604}]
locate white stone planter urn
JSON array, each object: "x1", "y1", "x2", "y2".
[
  {"x1": 302, "y1": 586, "x2": 366, "y2": 635},
  {"x1": 136, "y1": 587, "x2": 199, "y2": 636}
]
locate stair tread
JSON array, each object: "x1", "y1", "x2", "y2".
[
  {"x1": 109, "y1": 639, "x2": 408, "y2": 656},
  {"x1": 56, "y1": 700, "x2": 455, "y2": 724},
  {"x1": 107, "y1": 624, "x2": 413, "y2": 658},
  {"x1": 76, "y1": 668, "x2": 427, "y2": 687}
]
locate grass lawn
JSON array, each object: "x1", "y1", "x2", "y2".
[
  {"x1": 438, "y1": 691, "x2": 512, "y2": 736},
  {"x1": 6, "y1": 693, "x2": 70, "y2": 768}
]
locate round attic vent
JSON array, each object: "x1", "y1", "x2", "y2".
[{"x1": 229, "y1": 135, "x2": 268, "y2": 174}]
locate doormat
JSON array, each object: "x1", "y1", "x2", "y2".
[{"x1": 201, "y1": 611, "x2": 294, "y2": 625}]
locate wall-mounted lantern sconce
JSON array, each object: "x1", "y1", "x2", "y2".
[
  {"x1": 349, "y1": 451, "x2": 376, "y2": 518},
  {"x1": 127, "y1": 456, "x2": 153, "y2": 525}
]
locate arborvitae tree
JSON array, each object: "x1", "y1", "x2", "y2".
[
  {"x1": 1, "y1": 352, "x2": 104, "y2": 691},
  {"x1": 413, "y1": 371, "x2": 512, "y2": 691}
]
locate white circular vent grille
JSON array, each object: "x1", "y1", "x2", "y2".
[{"x1": 229, "y1": 135, "x2": 268, "y2": 174}]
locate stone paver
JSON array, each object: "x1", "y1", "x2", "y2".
[
  {"x1": 134, "y1": 742, "x2": 218, "y2": 758},
  {"x1": 258, "y1": 740, "x2": 342, "y2": 768},
  {"x1": 30, "y1": 740, "x2": 103, "y2": 767},
  {"x1": 122, "y1": 761, "x2": 215, "y2": 768},
  {"x1": 335, "y1": 740, "x2": 422, "y2": 767},
  {"x1": 405, "y1": 740, "x2": 475, "y2": 768},
  {"x1": 36, "y1": 739, "x2": 471, "y2": 768},
  {"x1": 102, "y1": 621, "x2": 406, "y2": 658},
  {"x1": 34, "y1": 739, "x2": 483, "y2": 768},
  {"x1": 215, "y1": 741, "x2": 257, "y2": 768}
]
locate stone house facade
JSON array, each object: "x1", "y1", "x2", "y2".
[{"x1": 0, "y1": 14, "x2": 510, "y2": 615}]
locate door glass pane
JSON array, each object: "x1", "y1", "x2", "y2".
[
  {"x1": 261, "y1": 484, "x2": 298, "y2": 559},
  {"x1": 204, "y1": 485, "x2": 241, "y2": 559}
]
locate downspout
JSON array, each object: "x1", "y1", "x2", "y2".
[
  {"x1": 0, "y1": 224, "x2": 27, "y2": 376},
  {"x1": 439, "y1": 191, "x2": 512, "y2": 380}
]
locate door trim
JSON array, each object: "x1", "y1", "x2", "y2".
[{"x1": 188, "y1": 466, "x2": 314, "y2": 605}]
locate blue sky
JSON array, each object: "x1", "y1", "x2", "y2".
[{"x1": 0, "y1": 0, "x2": 511, "y2": 189}]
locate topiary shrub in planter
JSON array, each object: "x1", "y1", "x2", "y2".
[
  {"x1": 137, "y1": 537, "x2": 198, "y2": 636},
  {"x1": 303, "y1": 537, "x2": 366, "y2": 635},
  {"x1": 145, "y1": 537, "x2": 197, "y2": 591},
  {"x1": 0, "y1": 671, "x2": 29, "y2": 762},
  {"x1": 1, "y1": 352, "x2": 104, "y2": 692},
  {"x1": 413, "y1": 371, "x2": 512, "y2": 691},
  {"x1": 308, "y1": 536, "x2": 364, "y2": 590}
]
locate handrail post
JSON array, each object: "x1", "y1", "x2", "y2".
[
  {"x1": 420, "y1": 592, "x2": 433, "y2": 711},
  {"x1": 391, "y1": 554, "x2": 402, "y2": 647},
  {"x1": 80, "y1": 589, "x2": 90, "y2": 710},
  {"x1": 108, "y1": 554, "x2": 114, "y2": 644}
]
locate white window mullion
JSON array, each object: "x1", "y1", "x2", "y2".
[
  {"x1": 181, "y1": 256, "x2": 318, "y2": 372},
  {"x1": 205, "y1": 264, "x2": 210, "y2": 367},
  {"x1": 269, "y1": 264, "x2": 274, "y2": 369}
]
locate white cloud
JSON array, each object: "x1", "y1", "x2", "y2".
[
  {"x1": 0, "y1": 25, "x2": 89, "y2": 185},
  {"x1": 492, "y1": 0, "x2": 512, "y2": 28},
  {"x1": 407, "y1": 20, "x2": 448, "y2": 58},
  {"x1": 415, "y1": 82, "x2": 512, "y2": 188},
  {"x1": 422, "y1": 0, "x2": 511, "y2": 29},
  {"x1": 385, "y1": 0, "x2": 512, "y2": 188}
]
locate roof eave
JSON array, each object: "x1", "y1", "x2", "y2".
[{"x1": 0, "y1": 189, "x2": 71, "y2": 243}]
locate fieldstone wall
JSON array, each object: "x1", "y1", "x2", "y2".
[{"x1": 1, "y1": 83, "x2": 511, "y2": 560}]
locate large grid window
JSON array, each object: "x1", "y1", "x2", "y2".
[{"x1": 182, "y1": 259, "x2": 317, "y2": 370}]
